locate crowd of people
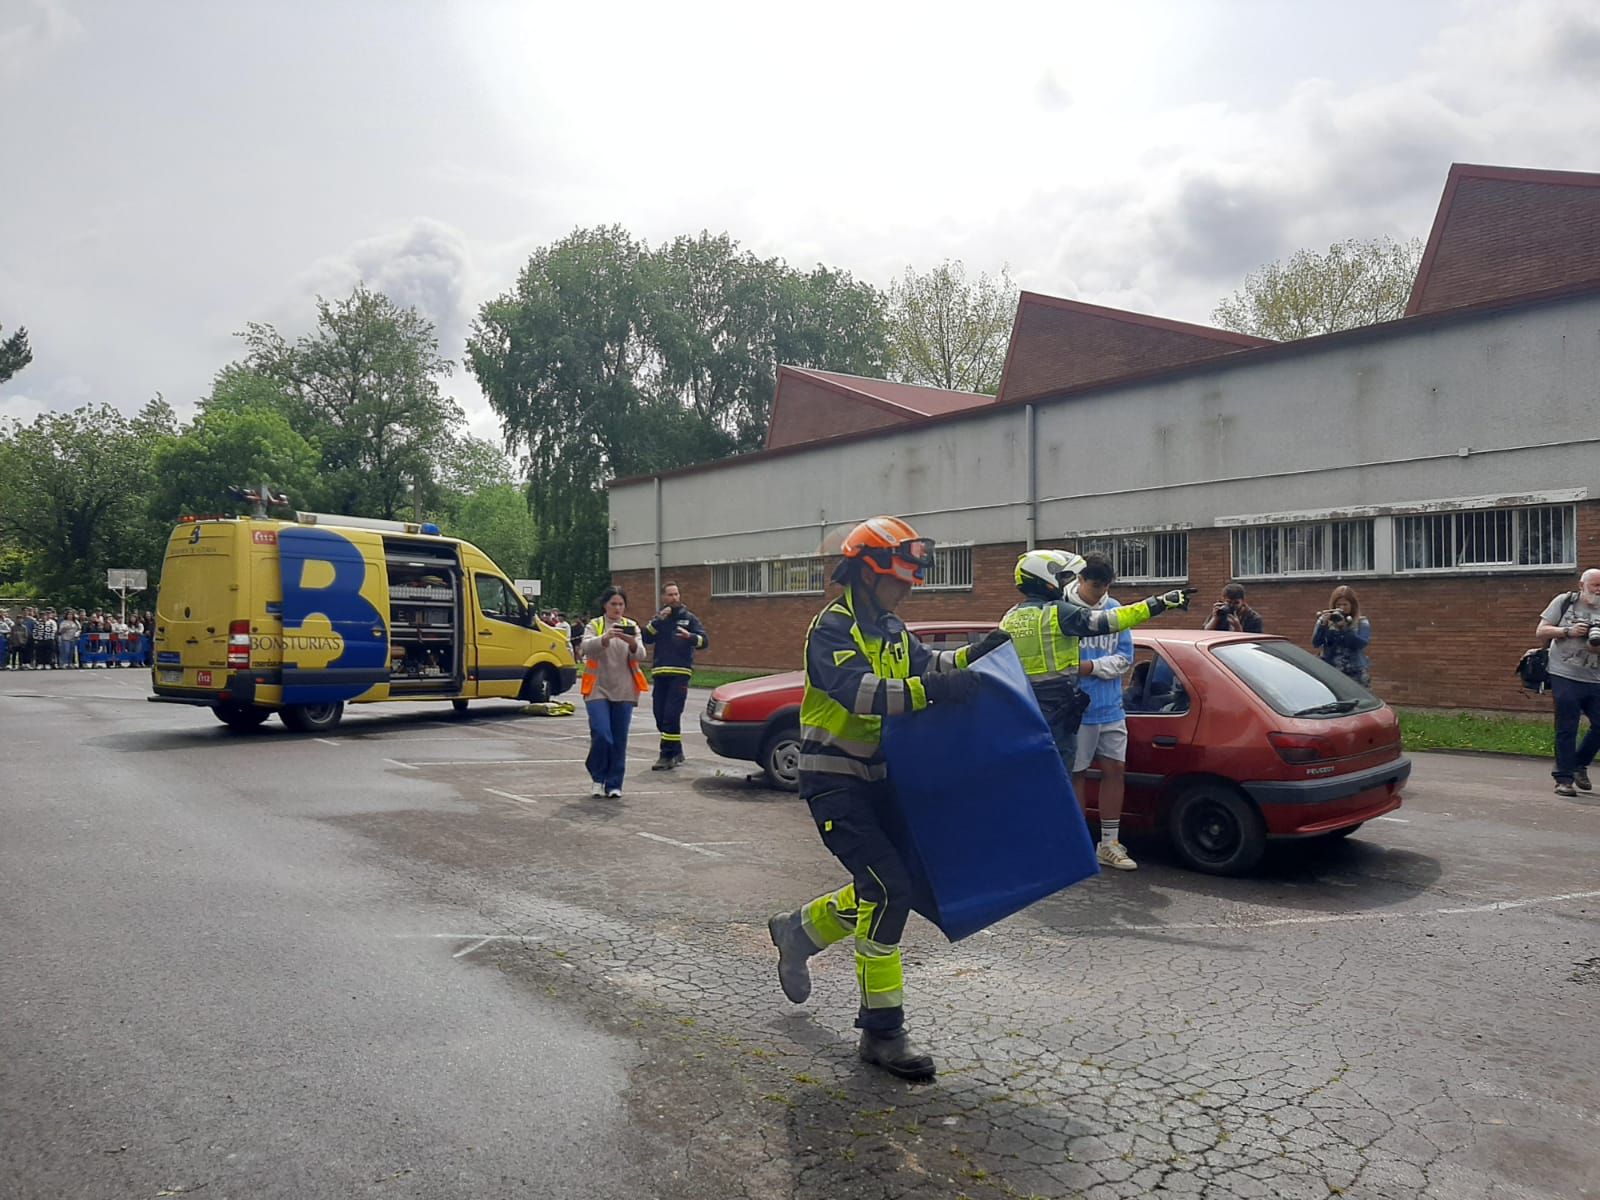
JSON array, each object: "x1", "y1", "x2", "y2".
[{"x1": 0, "y1": 606, "x2": 156, "y2": 669}]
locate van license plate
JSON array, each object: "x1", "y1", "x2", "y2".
[{"x1": 160, "y1": 669, "x2": 183, "y2": 683}]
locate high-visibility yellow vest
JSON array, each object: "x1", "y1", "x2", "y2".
[
  {"x1": 1000, "y1": 601, "x2": 1079, "y2": 680},
  {"x1": 799, "y1": 588, "x2": 923, "y2": 780}
]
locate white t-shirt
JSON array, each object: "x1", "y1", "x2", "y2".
[{"x1": 1542, "y1": 591, "x2": 1600, "y2": 684}]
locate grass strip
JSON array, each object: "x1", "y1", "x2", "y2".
[
  {"x1": 687, "y1": 667, "x2": 779, "y2": 690},
  {"x1": 1397, "y1": 708, "x2": 1554, "y2": 758}
]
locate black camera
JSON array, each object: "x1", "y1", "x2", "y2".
[
  {"x1": 1587, "y1": 626, "x2": 1600, "y2": 650},
  {"x1": 1327, "y1": 611, "x2": 1347, "y2": 627}
]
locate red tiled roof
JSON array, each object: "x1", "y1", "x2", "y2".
[
  {"x1": 1406, "y1": 163, "x2": 1600, "y2": 316},
  {"x1": 763, "y1": 367, "x2": 995, "y2": 450},
  {"x1": 996, "y1": 293, "x2": 1272, "y2": 405},
  {"x1": 784, "y1": 368, "x2": 994, "y2": 416}
]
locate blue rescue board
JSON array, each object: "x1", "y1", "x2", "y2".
[{"x1": 879, "y1": 643, "x2": 1099, "y2": 941}]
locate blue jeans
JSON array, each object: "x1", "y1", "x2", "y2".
[
  {"x1": 1551, "y1": 675, "x2": 1600, "y2": 783},
  {"x1": 586, "y1": 699, "x2": 634, "y2": 792}
]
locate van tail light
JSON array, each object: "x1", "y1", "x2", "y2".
[
  {"x1": 227, "y1": 620, "x2": 252, "y2": 669},
  {"x1": 1267, "y1": 732, "x2": 1336, "y2": 764}
]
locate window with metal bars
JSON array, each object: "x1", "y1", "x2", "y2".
[
  {"x1": 709, "y1": 546, "x2": 973, "y2": 596},
  {"x1": 1394, "y1": 505, "x2": 1574, "y2": 573},
  {"x1": 1231, "y1": 520, "x2": 1375, "y2": 577},
  {"x1": 1076, "y1": 532, "x2": 1189, "y2": 583}
]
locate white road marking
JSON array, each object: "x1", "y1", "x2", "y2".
[
  {"x1": 452, "y1": 937, "x2": 494, "y2": 958},
  {"x1": 313, "y1": 738, "x2": 340, "y2": 746},
  {"x1": 1434, "y1": 889, "x2": 1600, "y2": 914},
  {"x1": 636, "y1": 831, "x2": 724, "y2": 858},
  {"x1": 393, "y1": 758, "x2": 585, "y2": 767},
  {"x1": 687, "y1": 841, "x2": 750, "y2": 847},
  {"x1": 1374, "y1": 815, "x2": 1410, "y2": 823},
  {"x1": 383, "y1": 758, "x2": 418, "y2": 770},
  {"x1": 484, "y1": 787, "x2": 536, "y2": 805},
  {"x1": 1089, "y1": 888, "x2": 1600, "y2": 934}
]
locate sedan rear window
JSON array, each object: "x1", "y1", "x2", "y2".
[{"x1": 1211, "y1": 641, "x2": 1382, "y2": 718}]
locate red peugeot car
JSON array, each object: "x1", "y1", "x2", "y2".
[{"x1": 700, "y1": 624, "x2": 1410, "y2": 875}]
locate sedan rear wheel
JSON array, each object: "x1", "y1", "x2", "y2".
[
  {"x1": 760, "y1": 723, "x2": 802, "y2": 792},
  {"x1": 1169, "y1": 783, "x2": 1266, "y2": 876}
]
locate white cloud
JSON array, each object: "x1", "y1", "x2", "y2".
[{"x1": 3, "y1": 0, "x2": 1600, "y2": 442}]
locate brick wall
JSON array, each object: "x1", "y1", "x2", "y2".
[
  {"x1": 612, "y1": 502, "x2": 1600, "y2": 711},
  {"x1": 764, "y1": 375, "x2": 907, "y2": 450}
]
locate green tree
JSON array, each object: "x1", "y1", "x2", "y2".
[
  {"x1": 1212, "y1": 236, "x2": 1425, "y2": 341},
  {"x1": 0, "y1": 324, "x2": 30, "y2": 385},
  {"x1": 453, "y1": 484, "x2": 539, "y2": 578},
  {"x1": 468, "y1": 226, "x2": 646, "y2": 610},
  {"x1": 468, "y1": 225, "x2": 889, "y2": 607},
  {"x1": 885, "y1": 260, "x2": 1015, "y2": 394},
  {"x1": 149, "y1": 407, "x2": 321, "y2": 520},
  {"x1": 239, "y1": 285, "x2": 465, "y2": 519},
  {"x1": 0, "y1": 404, "x2": 166, "y2": 604}
]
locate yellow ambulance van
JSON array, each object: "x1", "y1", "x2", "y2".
[{"x1": 149, "y1": 511, "x2": 576, "y2": 732}]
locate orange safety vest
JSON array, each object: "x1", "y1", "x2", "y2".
[{"x1": 581, "y1": 617, "x2": 649, "y2": 697}]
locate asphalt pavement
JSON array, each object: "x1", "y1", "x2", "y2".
[{"x1": 1, "y1": 666, "x2": 1596, "y2": 1200}]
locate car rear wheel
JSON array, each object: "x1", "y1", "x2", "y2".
[
  {"x1": 1169, "y1": 783, "x2": 1266, "y2": 875},
  {"x1": 760, "y1": 723, "x2": 802, "y2": 792},
  {"x1": 521, "y1": 666, "x2": 555, "y2": 704},
  {"x1": 281, "y1": 701, "x2": 345, "y2": 733},
  {"x1": 214, "y1": 702, "x2": 270, "y2": 731}
]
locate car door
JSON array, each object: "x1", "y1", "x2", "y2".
[
  {"x1": 471, "y1": 571, "x2": 530, "y2": 698},
  {"x1": 1120, "y1": 643, "x2": 1203, "y2": 822}
]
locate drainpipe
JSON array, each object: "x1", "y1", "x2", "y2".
[
  {"x1": 1024, "y1": 404, "x2": 1038, "y2": 550},
  {"x1": 652, "y1": 476, "x2": 663, "y2": 602}
]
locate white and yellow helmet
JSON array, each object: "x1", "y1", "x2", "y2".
[{"x1": 1014, "y1": 549, "x2": 1086, "y2": 594}]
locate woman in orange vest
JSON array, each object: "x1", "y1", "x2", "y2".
[{"x1": 581, "y1": 585, "x2": 649, "y2": 798}]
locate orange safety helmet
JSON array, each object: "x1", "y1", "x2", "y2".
[{"x1": 837, "y1": 516, "x2": 936, "y2": 585}]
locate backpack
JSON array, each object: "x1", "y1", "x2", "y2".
[{"x1": 1515, "y1": 592, "x2": 1577, "y2": 694}]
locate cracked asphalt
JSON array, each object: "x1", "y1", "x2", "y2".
[{"x1": 2, "y1": 669, "x2": 1597, "y2": 1199}]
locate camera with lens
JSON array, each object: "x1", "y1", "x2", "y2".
[
  {"x1": 1587, "y1": 626, "x2": 1600, "y2": 650},
  {"x1": 1326, "y1": 610, "x2": 1347, "y2": 628}
]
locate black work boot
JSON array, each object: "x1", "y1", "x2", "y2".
[
  {"x1": 650, "y1": 756, "x2": 673, "y2": 771},
  {"x1": 858, "y1": 1028, "x2": 936, "y2": 1081},
  {"x1": 767, "y1": 911, "x2": 816, "y2": 1004}
]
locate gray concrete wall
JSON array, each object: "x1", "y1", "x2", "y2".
[{"x1": 610, "y1": 293, "x2": 1600, "y2": 572}]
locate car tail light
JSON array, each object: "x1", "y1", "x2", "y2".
[
  {"x1": 227, "y1": 620, "x2": 252, "y2": 669},
  {"x1": 1267, "y1": 731, "x2": 1336, "y2": 764}
]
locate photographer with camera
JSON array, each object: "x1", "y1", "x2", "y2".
[
  {"x1": 1536, "y1": 568, "x2": 1600, "y2": 798},
  {"x1": 1203, "y1": 582, "x2": 1264, "y2": 633},
  {"x1": 1312, "y1": 585, "x2": 1371, "y2": 686}
]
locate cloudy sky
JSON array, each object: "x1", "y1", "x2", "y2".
[{"x1": 3, "y1": 0, "x2": 1598, "y2": 443}]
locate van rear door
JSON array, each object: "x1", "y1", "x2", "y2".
[{"x1": 154, "y1": 521, "x2": 240, "y2": 690}]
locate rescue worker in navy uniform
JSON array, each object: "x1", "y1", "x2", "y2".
[
  {"x1": 766, "y1": 517, "x2": 1012, "y2": 1081},
  {"x1": 1002, "y1": 549, "x2": 1190, "y2": 776},
  {"x1": 641, "y1": 581, "x2": 708, "y2": 770}
]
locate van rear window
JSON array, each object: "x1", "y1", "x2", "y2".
[{"x1": 1211, "y1": 641, "x2": 1381, "y2": 718}]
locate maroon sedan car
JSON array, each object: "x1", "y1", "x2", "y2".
[{"x1": 701, "y1": 624, "x2": 1410, "y2": 875}]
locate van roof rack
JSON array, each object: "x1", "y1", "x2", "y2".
[{"x1": 294, "y1": 512, "x2": 442, "y2": 536}]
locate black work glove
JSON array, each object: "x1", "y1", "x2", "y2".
[
  {"x1": 921, "y1": 669, "x2": 980, "y2": 705},
  {"x1": 965, "y1": 628, "x2": 1011, "y2": 663}
]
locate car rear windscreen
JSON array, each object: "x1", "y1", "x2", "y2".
[{"x1": 1211, "y1": 641, "x2": 1382, "y2": 718}]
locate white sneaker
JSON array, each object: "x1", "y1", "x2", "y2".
[
  {"x1": 606, "y1": 788, "x2": 622, "y2": 798},
  {"x1": 590, "y1": 782, "x2": 604, "y2": 797},
  {"x1": 1097, "y1": 840, "x2": 1138, "y2": 870}
]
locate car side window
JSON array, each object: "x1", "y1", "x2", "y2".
[
  {"x1": 1124, "y1": 648, "x2": 1190, "y2": 715},
  {"x1": 475, "y1": 574, "x2": 525, "y2": 625}
]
